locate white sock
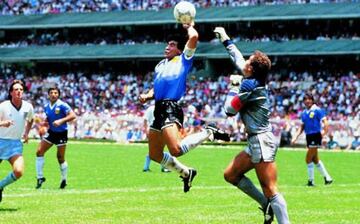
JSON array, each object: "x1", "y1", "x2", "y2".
[
  {"x1": 180, "y1": 130, "x2": 211, "y2": 154},
  {"x1": 36, "y1": 157, "x2": 45, "y2": 179},
  {"x1": 307, "y1": 162, "x2": 314, "y2": 182},
  {"x1": 270, "y1": 193, "x2": 290, "y2": 224},
  {"x1": 161, "y1": 152, "x2": 189, "y2": 177},
  {"x1": 316, "y1": 160, "x2": 332, "y2": 181},
  {"x1": 60, "y1": 161, "x2": 68, "y2": 181}
]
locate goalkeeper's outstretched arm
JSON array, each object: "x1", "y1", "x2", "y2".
[{"x1": 213, "y1": 27, "x2": 246, "y2": 73}]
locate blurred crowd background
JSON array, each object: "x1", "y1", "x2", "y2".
[
  {"x1": 0, "y1": 0, "x2": 359, "y2": 150},
  {"x1": 1, "y1": 0, "x2": 359, "y2": 16}
]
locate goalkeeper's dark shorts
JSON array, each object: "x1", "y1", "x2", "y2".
[{"x1": 151, "y1": 100, "x2": 184, "y2": 132}]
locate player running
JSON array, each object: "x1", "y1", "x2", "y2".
[{"x1": 0, "y1": 80, "x2": 34, "y2": 203}]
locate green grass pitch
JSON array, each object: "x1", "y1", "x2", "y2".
[{"x1": 0, "y1": 141, "x2": 359, "y2": 223}]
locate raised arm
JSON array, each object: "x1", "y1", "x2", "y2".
[
  {"x1": 184, "y1": 22, "x2": 198, "y2": 50},
  {"x1": 214, "y1": 27, "x2": 246, "y2": 72}
]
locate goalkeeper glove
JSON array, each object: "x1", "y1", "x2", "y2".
[
  {"x1": 214, "y1": 27, "x2": 230, "y2": 42},
  {"x1": 229, "y1": 74, "x2": 243, "y2": 93}
]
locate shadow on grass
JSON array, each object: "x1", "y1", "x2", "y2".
[{"x1": 0, "y1": 208, "x2": 18, "y2": 212}]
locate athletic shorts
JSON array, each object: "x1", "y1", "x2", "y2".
[
  {"x1": 244, "y1": 132, "x2": 277, "y2": 163},
  {"x1": 0, "y1": 138, "x2": 23, "y2": 160},
  {"x1": 43, "y1": 130, "x2": 68, "y2": 146},
  {"x1": 151, "y1": 100, "x2": 184, "y2": 132},
  {"x1": 306, "y1": 132, "x2": 322, "y2": 148}
]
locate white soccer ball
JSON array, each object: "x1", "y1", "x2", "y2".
[{"x1": 173, "y1": 1, "x2": 196, "y2": 24}]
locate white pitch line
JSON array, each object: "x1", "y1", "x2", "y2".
[
  {"x1": 5, "y1": 183, "x2": 360, "y2": 198},
  {"x1": 27, "y1": 140, "x2": 360, "y2": 153}
]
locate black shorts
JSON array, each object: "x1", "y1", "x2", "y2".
[
  {"x1": 151, "y1": 100, "x2": 184, "y2": 131},
  {"x1": 306, "y1": 132, "x2": 322, "y2": 148},
  {"x1": 43, "y1": 130, "x2": 68, "y2": 146}
]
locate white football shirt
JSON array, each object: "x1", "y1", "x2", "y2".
[
  {"x1": 144, "y1": 105, "x2": 155, "y2": 129},
  {"x1": 0, "y1": 100, "x2": 34, "y2": 140}
]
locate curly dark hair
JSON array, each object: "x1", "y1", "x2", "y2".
[
  {"x1": 48, "y1": 86, "x2": 61, "y2": 96},
  {"x1": 166, "y1": 33, "x2": 187, "y2": 52}
]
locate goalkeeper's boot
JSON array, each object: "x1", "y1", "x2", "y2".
[
  {"x1": 324, "y1": 178, "x2": 333, "y2": 185},
  {"x1": 260, "y1": 201, "x2": 274, "y2": 224},
  {"x1": 60, "y1": 179, "x2": 67, "y2": 189},
  {"x1": 180, "y1": 169, "x2": 197, "y2": 193},
  {"x1": 36, "y1": 177, "x2": 46, "y2": 189},
  {"x1": 206, "y1": 124, "x2": 230, "y2": 142}
]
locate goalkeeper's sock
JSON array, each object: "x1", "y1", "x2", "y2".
[
  {"x1": 269, "y1": 193, "x2": 290, "y2": 224},
  {"x1": 237, "y1": 175, "x2": 267, "y2": 208}
]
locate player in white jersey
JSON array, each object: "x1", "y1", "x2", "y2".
[
  {"x1": 214, "y1": 27, "x2": 290, "y2": 224},
  {"x1": 0, "y1": 80, "x2": 34, "y2": 203}
]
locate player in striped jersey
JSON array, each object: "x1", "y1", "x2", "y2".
[{"x1": 214, "y1": 27, "x2": 290, "y2": 224}]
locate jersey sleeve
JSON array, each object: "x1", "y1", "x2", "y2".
[
  {"x1": 237, "y1": 79, "x2": 259, "y2": 103},
  {"x1": 318, "y1": 108, "x2": 326, "y2": 120},
  {"x1": 183, "y1": 46, "x2": 196, "y2": 60},
  {"x1": 224, "y1": 40, "x2": 246, "y2": 73},
  {"x1": 62, "y1": 102, "x2": 72, "y2": 115},
  {"x1": 181, "y1": 52, "x2": 194, "y2": 66}
]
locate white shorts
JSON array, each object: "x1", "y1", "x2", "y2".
[
  {"x1": 0, "y1": 138, "x2": 23, "y2": 160},
  {"x1": 245, "y1": 132, "x2": 278, "y2": 163}
]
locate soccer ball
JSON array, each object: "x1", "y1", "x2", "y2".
[{"x1": 173, "y1": 1, "x2": 196, "y2": 24}]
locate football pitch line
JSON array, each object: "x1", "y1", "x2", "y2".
[
  {"x1": 29, "y1": 139, "x2": 360, "y2": 153},
  {"x1": 6, "y1": 183, "x2": 360, "y2": 198}
]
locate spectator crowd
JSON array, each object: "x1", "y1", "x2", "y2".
[
  {"x1": 1, "y1": 0, "x2": 359, "y2": 16},
  {"x1": 0, "y1": 64, "x2": 358, "y2": 147}
]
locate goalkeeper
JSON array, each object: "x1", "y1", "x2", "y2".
[{"x1": 214, "y1": 27, "x2": 290, "y2": 224}]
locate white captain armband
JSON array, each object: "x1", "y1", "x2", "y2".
[{"x1": 183, "y1": 46, "x2": 196, "y2": 59}]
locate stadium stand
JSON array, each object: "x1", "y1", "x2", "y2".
[{"x1": 0, "y1": 2, "x2": 358, "y2": 145}]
